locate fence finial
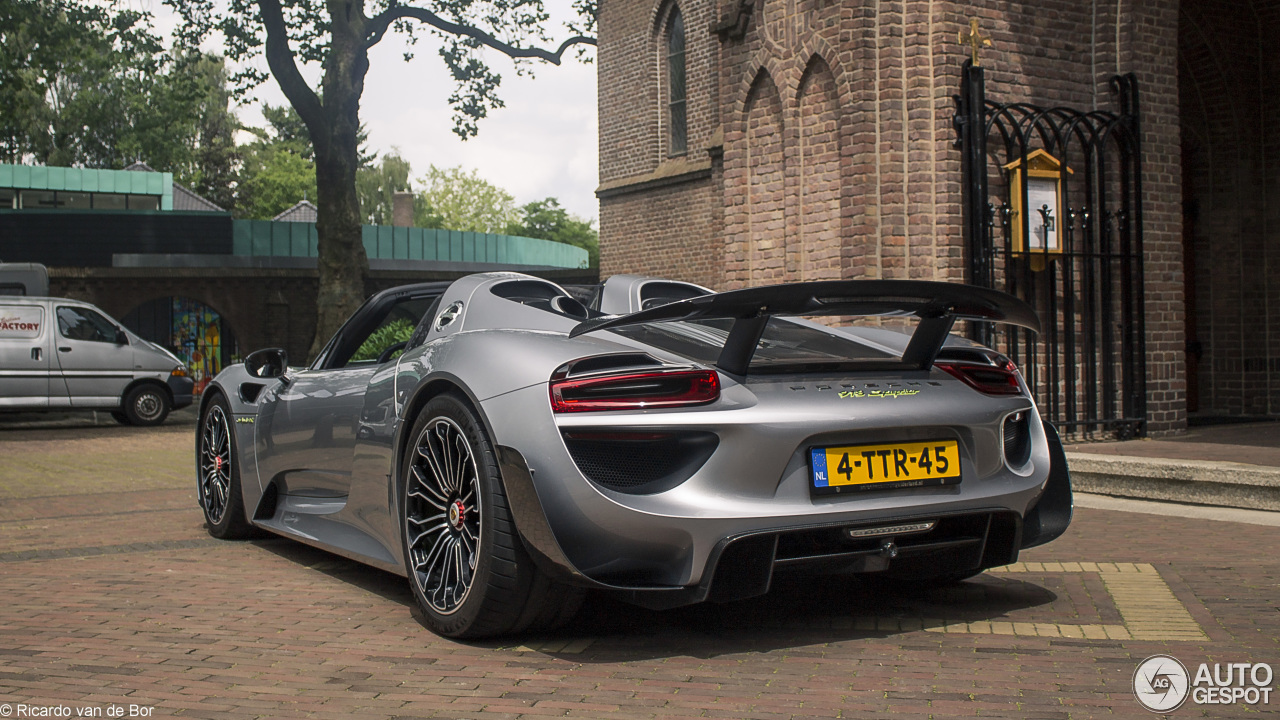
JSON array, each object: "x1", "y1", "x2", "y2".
[{"x1": 958, "y1": 18, "x2": 992, "y2": 66}]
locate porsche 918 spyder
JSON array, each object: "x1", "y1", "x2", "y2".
[{"x1": 196, "y1": 272, "x2": 1072, "y2": 638}]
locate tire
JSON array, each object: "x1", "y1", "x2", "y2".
[
  {"x1": 197, "y1": 394, "x2": 255, "y2": 539},
  {"x1": 123, "y1": 384, "x2": 170, "y2": 426},
  {"x1": 110, "y1": 411, "x2": 132, "y2": 426},
  {"x1": 402, "y1": 393, "x2": 573, "y2": 638}
]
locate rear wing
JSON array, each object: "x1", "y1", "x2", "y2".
[{"x1": 569, "y1": 280, "x2": 1039, "y2": 375}]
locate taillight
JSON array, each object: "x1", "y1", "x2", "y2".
[
  {"x1": 936, "y1": 360, "x2": 1024, "y2": 396},
  {"x1": 550, "y1": 369, "x2": 721, "y2": 413}
]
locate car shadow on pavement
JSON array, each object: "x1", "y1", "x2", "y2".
[
  {"x1": 247, "y1": 536, "x2": 414, "y2": 607},
  {"x1": 546, "y1": 574, "x2": 1059, "y2": 661},
  {"x1": 242, "y1": 534, "x2": 1058, "y2": 660}
]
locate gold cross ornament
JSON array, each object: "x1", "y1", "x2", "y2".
[{"x1": 958, "y1": 18, "x2": 992, "y2": 66}]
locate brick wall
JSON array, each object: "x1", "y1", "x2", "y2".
[{"x1": 598, "y1": 0, "x2": 1192, "y2": 434}]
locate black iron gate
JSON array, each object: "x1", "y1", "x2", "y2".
[{"x1": 955, "y1": 61, "x2": 1146, "y2": 438}]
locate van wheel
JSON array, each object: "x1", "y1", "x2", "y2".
[
  {"x1": 110, "y1": 411, "x2": 132, "y2": 426},
  {"x1": 124, "y1": 385, "x2": 170, "y2": 426}
]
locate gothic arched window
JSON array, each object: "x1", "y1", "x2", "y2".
[{"x1": 666, "y1": 8, "x2": 687, "y2": 155}]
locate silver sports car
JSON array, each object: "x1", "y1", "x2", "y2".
[{"x1": 196, "y1": 272, "x2": 1072, "y2": 638}]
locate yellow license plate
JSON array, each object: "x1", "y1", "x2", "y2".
[{"x1": 810, "y1": 440, "x2": 961, "y2": 494}]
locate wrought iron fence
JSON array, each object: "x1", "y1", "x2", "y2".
[{"x1": 955, "y1": 62, "x2": 1145, "y2": 439}]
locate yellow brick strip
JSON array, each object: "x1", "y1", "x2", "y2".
[
  {"x1": 511, "y1": 638, "x2": 594, "y2": 654},
  {"x1": 926, "y1": 561, "x2": 1204, "y2": 641},
  {"x1": 921, "y1": 620, "x2": 1128, "y2": 639},
  {"x1": 1098, "y1": 565, "x2": 1207, "y2": 641}
]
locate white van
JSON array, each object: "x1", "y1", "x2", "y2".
[{"x1": 0, "y1": 297, "x2": 194, "y2": 425}]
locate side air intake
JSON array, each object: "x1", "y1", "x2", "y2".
[{"x1": 562, "y1": 431, "x2": 718, "y2": 494}]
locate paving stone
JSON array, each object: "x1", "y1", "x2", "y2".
[{"x1": 2, "y1": 416, "x2": 1279, "y2": 718}]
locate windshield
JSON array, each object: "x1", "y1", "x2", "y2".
[{"x1": 611, "y1": 317, "x2": 899, "y2": 372}]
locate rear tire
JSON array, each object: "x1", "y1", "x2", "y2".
[
  {"x1": 197, "y1": 394, "x2": 255, "y2": 539},
  {"x1": 401, "y1": 393, "x2": 583, "y2": 638},
  {"x1": 124, "y1": 384, "x2": 170, "y2": 426}
]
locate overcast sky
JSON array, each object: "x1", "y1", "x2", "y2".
[{"x1": 139, "y1": 0, "x2": 601, "y2": 221}]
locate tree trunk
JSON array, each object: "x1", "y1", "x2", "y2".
[
  {"x1": 306, "y1": 5, "x2": 372, "y2": 360},
  {"x1": 310, "y1": 128, "x2": 367, "y2": 360}
]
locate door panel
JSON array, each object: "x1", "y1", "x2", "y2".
[
  {"x1": 0, "y1": 304, "x2": 54, "y2": 407},
  {"x1": 53, "y1": 305, "x2": 134, "y2": 406},
  {"x1": 255, "y1": 367, "x2": 378, "y2": 497}
]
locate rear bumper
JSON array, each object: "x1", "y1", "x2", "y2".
[
  {"x1": 498, "y1": 444, "x2": 1036, "y2": 610},
  {"x1": 167, "y1": 375, "x2": 195, "y2": 409}
]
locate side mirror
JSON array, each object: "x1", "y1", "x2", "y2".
[
  {"x1": 115, "y1": 328, "x2": 128, "y2": 345},
  {"x1": 244, "y1": 347, "x2": 289, "y2": 380}
]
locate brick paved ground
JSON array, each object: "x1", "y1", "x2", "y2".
[{"x1": 1, "y1": 419, "x2": 1278, "y2": 719}]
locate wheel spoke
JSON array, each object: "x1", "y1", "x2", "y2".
[
  {"x1": 408, "y1": 466, "x2": 449, "y2": 509},
  {"x1": 442, "y1": 425, "x2": 461, "y2": 494},
  {"x1": 408, "y1": 520, "x2": 450, "y2": 549},
  {"x1": 451, "y1": 434, "x2": 469, "y2": 495},
  {"x1": 414, "y1": 530, "x2": 451, "y2": 574},
  {"x1": 418, "y1": 441, "x2": 452, "y2": 498}
]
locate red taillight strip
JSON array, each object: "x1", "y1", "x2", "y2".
[
  {"x1": 550, "y1": 369, "x2": 721, "y2": 413},
  {"x1": 935, "y1": 360, "x2": 1024, "y2": 396}
]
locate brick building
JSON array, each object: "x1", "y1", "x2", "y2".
[{"x1": 597, "y1": 0, "x2": 1279, "y2": 435}]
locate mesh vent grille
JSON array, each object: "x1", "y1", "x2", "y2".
[
  {"x1": 1003, "y1": 413, "x2": 1032, "y2": 466},
  {"x1": 564, "y1": 432, "x2": 718, "y2": 494},
  {"x1": 567, "y1": 441, "x2": 684, "y2": 489}
]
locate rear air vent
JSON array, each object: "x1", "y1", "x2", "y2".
[
  {"x1": 562, "y1": 431, "x2": 718, "y2": 494},
  {"x1": 1003, "y1": 412, "x2": 1032, "y2": 467},
  {"x1": 557, "y1": 353, "x2": 667, "y2": 378}
]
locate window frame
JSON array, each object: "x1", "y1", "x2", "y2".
[
  {"x1": 665, "y1": 6, "x2": 688, "y2": 157},
  {"x1": 56, "y1": 305, "x2": 123, "y2": 344}
]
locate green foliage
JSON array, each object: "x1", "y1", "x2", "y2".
[
  {"x1": 416, "y1": 165, "x2": 518, "y2": 233},
  {"x1": 255, "y1": 104, "x2": 313, "y2": 158},
  {"x1": 0, "y1": 0, "x2": 239, "y2": 180},
  {"x1": 507, "y1": 197, "x2": 598, "y2": 267},
  {"x1": 236, "y1": 144, "x2": 317, "y2": 220},
  {"x1": 173, "y1": 54, "x2": 241, "y2": 211},
  {"x1": 357, "y1": 151, "x2": 412, "y2": 225},
  {"x1": 235, "y1": 102, "x2": 378, "y2": 219},
  {"x1": 256, "y1": 103, "x2": 374, "y2": 166},
  {"x1": 350, "y1": 318, "x2": 415, "y2": 363}
]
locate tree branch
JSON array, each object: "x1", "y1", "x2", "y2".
[
  {"x1": 364, "y1": 5, "x2": 596, "y2": 63},
  {"x1": 257, "y1": 0, "x2": 325, "y2": 131}
]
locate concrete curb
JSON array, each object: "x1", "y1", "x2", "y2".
[{"x1": 1065, "y1": 452, "x2": 1280, "y2": 512}]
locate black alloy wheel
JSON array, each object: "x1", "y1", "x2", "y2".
[{"x1": 197, "y1": 394, "x2": 254, "y2": 539}]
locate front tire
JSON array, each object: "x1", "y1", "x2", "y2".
[
  {"x1": 198, "y1": 394, "x2": 255, "y2": 539},
  {"x1": 124, "y1": 384, "x2": 170, "y2": 426}
]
